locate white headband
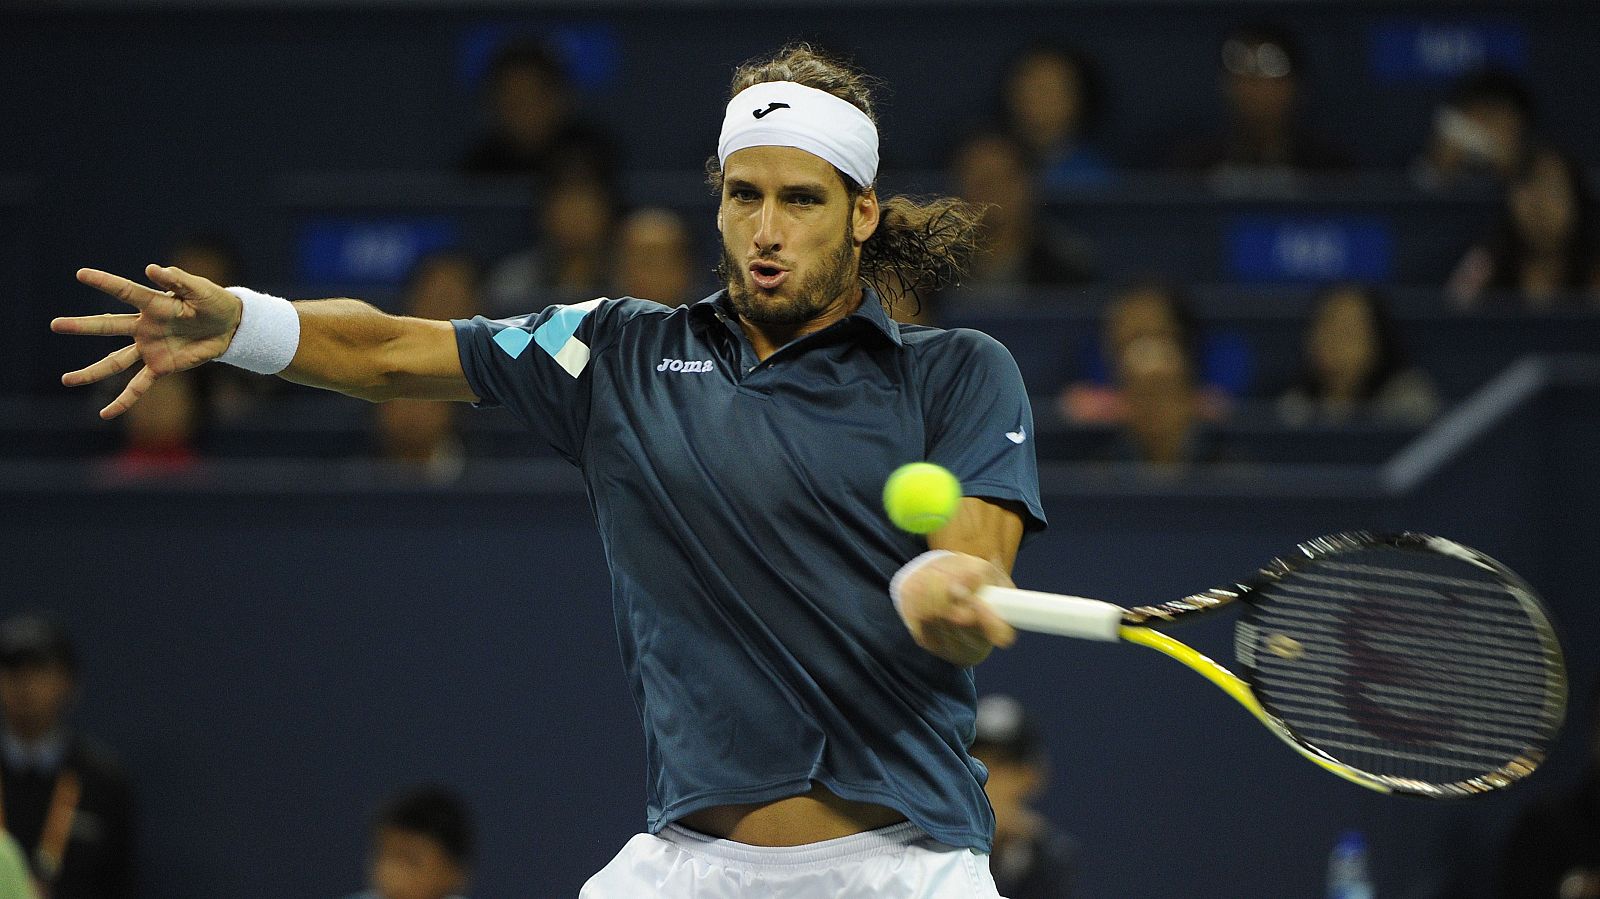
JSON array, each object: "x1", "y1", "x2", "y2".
[{"x1": 717, "y1": 81, "x2": 879, "y2": 188}]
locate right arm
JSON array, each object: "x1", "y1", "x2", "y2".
[{"x1": 52, "y1": 264, "x2": 477, "y2": 418}]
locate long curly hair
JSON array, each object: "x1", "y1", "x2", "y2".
[{"x1": 705, "y1": 44, "x2": 984, "y2": 312}]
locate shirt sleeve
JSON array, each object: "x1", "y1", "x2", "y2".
[
  {"x1": 920, "y1": 328, "x2": 1047, "y2": 533},
  {"x1": 452, "y1": 297, "x2": 628, "y2": 464}
]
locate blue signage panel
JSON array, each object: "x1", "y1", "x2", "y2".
[
  {"x1": 1370, "y1": 20, "x2": 1528, "y2": 83},
  {"x1": 297, "y1": 218, "x2": 460, "y2": 285},
  {"x1": 1227, "y1": 216, "x2": 1395, "y2": 283}
]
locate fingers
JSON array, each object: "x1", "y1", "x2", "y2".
[
  {"x1": 899, "y1": 554, "x2": 1017, "y2": 658},
  {"x1": 63, "y1": 344, "x2": 141, "y2": 387},
  {"x1": 970, "y1": 597, "x2": 1017, "y2": 649},
  {"x1": 76, "y1": 268, "x2": 175, "y2": 313},
  {"x1": 145, "y1": 263, "x2": 208, "y2": 298},
  {"x1": 100, "y1": 365, "x2": 159, "y2": 420},
  {"x1": 51, "y1": 312, "x2": 138, "y2": 337}
]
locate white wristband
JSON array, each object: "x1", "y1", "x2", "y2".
[
  {"x1": 218, "y1": 287, "x2": 300, "y2": 375},
  {"x1": 889, "y1": 550, "x2": 956, "y2": 617}
]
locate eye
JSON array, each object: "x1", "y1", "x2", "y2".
[
  {"x1": 790, "y1": 194, "x2": 820, "y2": 207},
  {"x1": 729, "y1": 188, "x2": 758, "y2": 202}
]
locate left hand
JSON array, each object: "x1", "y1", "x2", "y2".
[{"x1": 896, "y1": 553, "x2": 1017, "y2": 666}]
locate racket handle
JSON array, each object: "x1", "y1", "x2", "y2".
[{"x1": 978, "y1": 586, "x2": 1125, "y2": 642}]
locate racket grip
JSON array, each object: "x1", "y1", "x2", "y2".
[{"x1": 978, "y1": 586, "x2": 1125, "y2": 642}]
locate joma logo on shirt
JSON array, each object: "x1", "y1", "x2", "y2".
[{"x1": 657, "y1": 358, "x2": 714, "y2": 373}]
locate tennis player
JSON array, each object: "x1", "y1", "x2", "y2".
[{"x1": 54, "y1": 45, "x2": 1046, "y2": 897}]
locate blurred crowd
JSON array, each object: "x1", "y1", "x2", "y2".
[{"x1": 52, "y1": 24, "x2": 1597, "y2": 485}]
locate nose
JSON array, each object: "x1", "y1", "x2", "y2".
[{"x1": 752, "y1": 198, "x2": 783, "y2": 254}]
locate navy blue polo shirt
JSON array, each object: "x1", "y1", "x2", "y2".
[{"x1": 452, "y1": 288, "x2": 1046, "y2": 851}]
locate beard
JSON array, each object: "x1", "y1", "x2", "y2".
[{"x1": 720, "y1": 224, "x2": 858, "y2": 330}]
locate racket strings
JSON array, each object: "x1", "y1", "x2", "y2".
[
  {"x1": 1240, "y1": 547, "x2": 1560, "y2": 790},
  {"x1": 1259, "y1": 601, "x2": 1548, "y2": 682}
]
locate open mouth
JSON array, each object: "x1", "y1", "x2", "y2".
[{"x1": 749, "y1": 262, "x2": 790, "y2": 291}]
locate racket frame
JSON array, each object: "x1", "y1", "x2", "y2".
[{"x1": 979, "y1": 531, "x2": 1568, "y2": 798}]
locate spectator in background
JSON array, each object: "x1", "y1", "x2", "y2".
[
  {"x1": 1059, "y1": 282, "x2": 1245, "y2": 424},
  {"x1": 167, "y1": 234, "x2": 279, "y2": 423},
  {"x1": 167, "y1": 233, "x2": 240, "y2": 290},
  {"x1": 1412, "y1": 69, "x2": 1536, "y2": 192},
  {"x1": 374, "y1": 253, "x2": 480, "y2": 483},
  {"x1": 1167, "y1": 23, "x2": 1349, "y2": 187},
  {"x1": 485, "y1": 170, "x2": 620, "y2": 315},
  {"x1": 1104, "y1": 333, "x2": 1223, "y2": 468},
  {"x1": 614, "y1": 207, "x2": 699, "y2": 306},
  {"x1": 343, "y1": 786, "x2": 473, "y2": 899},
  {"x1": 1276, "y1": 284, "x2": 1438, "y2": 426},
  {"x1": 969, "y1": 695, "x2": 1079, "y2": 899},
  {"x1": 1496, "y1": 676, "x2": 1600, "y2": 898},
  {"x1": 96, "y1": 236, "x2": 237, "y2": 480},
  {"x1": 1448, "y1": 147, "x2": 1600, "y2": 310},
  {"x1": 998, "y1": 44, "x2": 1113, "y2": 189},
  {"x1": 107, "y1": 370, "x2": 204, "y2": 479},
  {"x1": 0, "y1": 614, "x2": 134, "y2": 899},
  {"x1": 942, "y1": 132, "x2": 1097, "y2": 311},
  {"x1": 461, "y1": 40, "x2": 618, "y2": 185}
]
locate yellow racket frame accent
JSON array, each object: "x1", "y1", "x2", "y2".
[{"x1": 1118, "y1": 625, "x2": 1394, "y2": 794}]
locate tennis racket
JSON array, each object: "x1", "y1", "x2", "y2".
[{"x1": 978, "y1": 532, "x2": 1567, "y2": 798}]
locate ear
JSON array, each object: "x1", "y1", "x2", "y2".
[{"x1": 852, "y1": 189, "x2": 881, "y2": 245}]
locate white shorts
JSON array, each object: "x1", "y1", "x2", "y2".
[{"x1": 579, "y1": 821, "x2": 1004, "y2": 898}]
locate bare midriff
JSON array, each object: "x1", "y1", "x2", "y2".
[{"x1": 677, "y1": 783, "x2": 908, "y2": 847}]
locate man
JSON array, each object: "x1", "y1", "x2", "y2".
[
  {"x1": 343, "y1": 787, "x2": 473, "y2": 899},
  {"x1": 969, "y1": 695, "x2": 1080, "y2": 899},
  {"x1": 54, "y1": 45, "x2": 1044, "y2": 896},
  {"x1": 1166, "y1": 23, "x2": 1349, "y2": 184},
  {"x1": 0, "y1": 615, "x2": 134, "y2": 898}
]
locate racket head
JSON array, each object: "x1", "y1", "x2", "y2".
[{"x1": 1231, "y1": 532, "x2": 1567, "y2": 798}]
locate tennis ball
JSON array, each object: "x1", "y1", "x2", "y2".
[{"x1": 883, "y1": 462, "x2": 962, "y2": 534}]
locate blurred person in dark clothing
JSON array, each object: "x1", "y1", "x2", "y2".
[
  {"x1": 614, "y1": 207, "x2": 699, "y2": 307},
  {"x1": 165, "y1": 233, "x2": 276, "y2": 425},
  {"x1": 107, "y1": 370, "x2": 204, "y2": 479},
  {"x1": 1497, "y1": 680, "x2": 1600, "y2": 898},
  {"x1": 343, "y1": 786, "x2": 473, "y2": 899},
  {"x1": 1058, "y1": 282, "x2": 1246, "y2": 425},
  {"x1": 484, "y1": 171, "x2": 620, "y2": 315},
  {"x1": 461, "y1": 40, "x2": 618, "y2": 185},
  {"x1": 374, "y1": 253, "x2": 481, "y2": 483},
  {"x1": 103, "y1": 235, "x2": 242, "y2": 479},
  {"x1": 943, "y1": 133, "x2": 1096, "y2": 307},
  {"x1": 1167, "y1": 23, "x2": 1350, "y2": 187},
  {"x1": 1448, "y1": 147, "x2": 1600, "y2": 310},
  {"x1": 997, "y1": 44, "x2": 1113, "y2": 189},
  {"x1": 1104, "y1": 333, "x2": 1224, "y2": 468},
  {"x1": 1276, "y1": 284, "x2": 1437, "y2": 426},
  {"x1": 1412, "y1": 69, "x2": 1536, "y2": 192},
  {"x1": 0, "y1": 615, "x2": 133, "y2": 899},
  {"x1": 969, "y1": 695, "x2": 1078, "y2": 899}
]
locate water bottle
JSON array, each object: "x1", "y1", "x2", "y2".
[{"x1": 1327, "y1": 830, "x2": 1375, "y2": 899}]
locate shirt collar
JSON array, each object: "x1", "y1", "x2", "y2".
[{"x1": 688, "y1": 287, "x2": 903, "y2": 346}]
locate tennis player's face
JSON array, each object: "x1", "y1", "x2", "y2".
[{"x1": 718, "y1": 146, "x2": 878, "y2": 329}]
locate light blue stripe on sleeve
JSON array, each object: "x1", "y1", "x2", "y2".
[{"x1": 534, "y1": 301, "x2": 603, "y2": 358}]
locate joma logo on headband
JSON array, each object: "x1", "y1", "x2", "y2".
[{"x1": 752, "y1": 102, "x2": 790, "y2": 119}]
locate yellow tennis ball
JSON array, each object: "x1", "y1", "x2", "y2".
[{"x1": 883, "y1": 462, "x2": 962, "y2": 534}]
